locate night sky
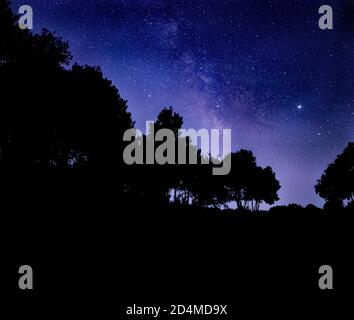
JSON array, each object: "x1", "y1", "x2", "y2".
[{"x1": 12, "y1": 0, "x2": 354, "y2": 207}]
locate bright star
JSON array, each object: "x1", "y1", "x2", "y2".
[{"x1": 297, "y1": 105, "x2": 303, "y2": 110}]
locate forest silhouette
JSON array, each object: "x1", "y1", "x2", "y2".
[
  {"x1": 2, "y1": 1, "x2": 354, "y2": 306},
  {"x1": 0, "y1": 0, "x2": 353, "y2": 215}
]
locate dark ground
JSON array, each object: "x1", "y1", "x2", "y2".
[{"x1": 1, "y1": 171, "x2": 351, "y2": 317}]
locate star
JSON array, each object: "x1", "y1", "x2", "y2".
[{"x1": 297, "y1": 105, "x2": 303, "y2": 110}]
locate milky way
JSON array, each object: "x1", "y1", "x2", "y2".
[{"x1": 12, "y1": 0, "x2": 354, "y2": 206}]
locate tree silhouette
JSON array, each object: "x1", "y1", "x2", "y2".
[
  {"x1": 55, "y1": 64, "x2": 134, "y2": 168},
  {"x1": 154, "y1": 106, "x2": 183, "y2": 137},
  {"x1": 223, "y1": 151, "x2": 280, "y2": 211},
  {"x1": 224, "y1": 150, "x2": 255, "y2": 209},
  {"x1": 315, "y1": 142, "x2": 354, "y2": 209},
  {"x1": 0, "y1": 1, "x2": 133, "y2": 170},
  {"x1": 246, "y1": 166, "x2": 280, "y2": 211}
]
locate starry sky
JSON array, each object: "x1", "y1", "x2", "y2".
[{"x1": 11, "y1": 0, "x2": 354, "y2": 207}]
